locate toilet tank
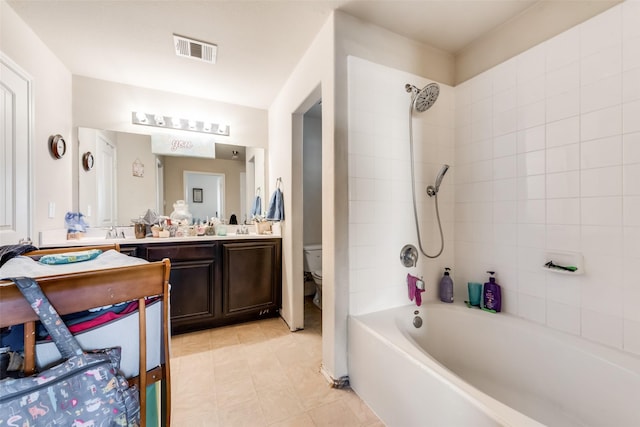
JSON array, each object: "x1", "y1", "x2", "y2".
[{"x1": 303, "y1": 244, "x2": 322, "y2": 272}]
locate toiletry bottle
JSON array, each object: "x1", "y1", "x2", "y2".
[
  {"x1": 438, "y1": 267, "x2": 454, "y2": 303},
  {"x1": 483, "y1": 271, "x2": 502, "y2": 312}
]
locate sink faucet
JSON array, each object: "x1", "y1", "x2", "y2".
[
  {"x1": 105, "y1": 226, "x2": 124, "y2": 239},
  {"x1": 105, "y1": 227, "x2": 115, "y2": 239}
]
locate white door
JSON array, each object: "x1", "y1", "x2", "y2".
[
  {"x1": 96, "y1": 133, "x2": 117, "y2": 227},
  {"x1": 0, "y1": 55, "x2": 31, "y2": 245}
]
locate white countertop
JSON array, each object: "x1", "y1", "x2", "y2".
[{"x1": 39, "y1": 224, "x2": 281, "y2": 248}]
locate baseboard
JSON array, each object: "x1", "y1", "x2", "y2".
[{"x1": 320, "y1": 364, "x2": 350, "y2": 389}]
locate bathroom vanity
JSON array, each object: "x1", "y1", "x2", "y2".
[
  {"x1": 128, "y1": 238, "x2": 281, "y2": 334},
  {"x1": 42, "y1": 233, "x2": 281, "y2": 335}
]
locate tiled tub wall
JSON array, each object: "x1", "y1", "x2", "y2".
[
  {"x1": 454, "y1": 2, "x2": 640, "y2": 354},
  {"x1": 347, "y1": 56, "x2": 456, "y2": 315}
]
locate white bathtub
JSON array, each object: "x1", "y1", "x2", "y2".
[{"x1": 348, "y1": 302, "x2": 640, "y2": 427}]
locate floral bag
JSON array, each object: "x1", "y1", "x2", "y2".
[{"x1": 0, "y1": 276, "x2": 140, "y2": 426}]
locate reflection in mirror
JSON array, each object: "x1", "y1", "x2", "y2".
[
  {"x1": 183, "y1": 171, "x2": 225, "y2": 221},
  {"x1": 77, "y1": 127, "x2": 264, "y2": 227}
]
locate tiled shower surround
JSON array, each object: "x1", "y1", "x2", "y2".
[{"x1": 348, "y1": 1, "x2": 640, "y2": 357}]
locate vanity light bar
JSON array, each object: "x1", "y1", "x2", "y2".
[{"x1": 132, "y1": 112, "x2": 230, "y2": 136}]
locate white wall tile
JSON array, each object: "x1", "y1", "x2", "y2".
[
  {"x1": 517, "y1": 100, "x2": 545, "y2": 130},
  {"x1": 624, "y1": 319, "x2": 640, "y2": 356},
  {"x1": 623, "y1": 226, "x2": 640, "y2": 259},
  {"x1": 546, "y1": 116, "x2": 580, "y2": 148},
  {"x1": 546, "y1": 274, "x2": 582, "y2": 305},
  {"x1": 582, "y1": 309, "x2": 623, "y2": 349},
  {"x1": 493, "y1": 200, "x2": 517, "y2": 224},
  {"x1": 580, "y1": 74, "x2": 622, "y2": 114},
  {"x1": 623, "y1": 99, "x2": 640, "y2": 134},
  {"x1": 623, "y1": 36, "x2": 640, "y2": 72},
  {"x1": 581, "y1": 166, "x2": 622, "y2": 197},
  {"x1": 452, "y1": 3, "x2": 637, "y2": 355},
  {"x1": 493, "y1": 178, "x2": 517, "y2": 202},
  {"x1": 518, "y1": 294, "x2": 546, "y2": 324},
  {"x1": 546, "y1": 171, "x2": 580, "y2": 199},
  {"x1": 547, "y1": 301, "x2": 581, "y2": 335},
  {"x1": 623, "y1": 163, "x2": 640, "y2": 195},
  {"x1": 517, "y1": 150, "x2": 546, "y2": 176},
  {"x1": 623, "y1": 67, "x2": 640, "y2": 103},
  {"x1": 518, "y1": 75, "x2": 546, "y2": 106},
  {"x1": 547, "y1": 198, "x2": 580, "y2": 225},
  {"x1": 581, "y1": 105, "x2": 622, "y2": 142},
  {"x1": 581, "y1": 135, "x2": 622, "y2": 169},
  {"x1": 517, "y1": 175, "x2": 546, "y2": 200},
  {"x1": 581, "y1": 225, "x2": 623, "y2": 257},
  {"x1": 546, "y1": 224, "x2": 581, "y2": 252},
  {"x1": 581, "y1": 48, "x2": 622, "y2": 86},
  {"x1": 517, "y1": 125, "x2": 545, "y2": 153},
  {"x1": 493, "y1": 156, "x2": 517, "y2": 180},
  {"x1": 494, "y1": 222, "x2": 517, "y2": 246},
  {"x1": 517, "y1": 199, "x2": 546, "y2": 224},
  {"x1": 581, "y1": 196, "x2": 622, "y2": 226},
  {"x1": 493, "y1": 87, "x2": 517, "y2": 112},
  {"x1": 493, "y1": 132, "x2": 517, "y2": 158},
  {"x1": 493, "y1": 108, "x2": 517, "y2": 137},
  {"x1": 623, "y1": 132, "x2": 640, "y2": 164},
  {"x1": 546, "y1": 61, "x2": 580, "y2": 94},
  {"x1": 518, "y1": 223, "x2": 546, "y2": 248},
  {"x1": 623, "y1": 196, "x2": 640, "y2": 226},
  {"x1": 546, "y1": 87, "x2": 580, "y2": 122},
  {"x1": 546, "y1": 143, "x2": 579, "y2": 174}
]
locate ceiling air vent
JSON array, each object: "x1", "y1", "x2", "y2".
[{"x1": 173, "y1": 34, "x2": 217, "y2": 64}]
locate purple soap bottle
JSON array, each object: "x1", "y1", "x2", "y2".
[{"x1": 483, "y1": 271, "x2": 502, "y2": 312}]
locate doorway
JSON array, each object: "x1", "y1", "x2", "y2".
[
  {"x1": 183, "y1": 171, "x2": 224, "y2": 221},
  {"x1": 302, "y1": 100, "x2": 322, "y2": 325}
]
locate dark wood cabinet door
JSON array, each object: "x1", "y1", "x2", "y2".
[
  {"x1": 145, "y1": 243, "x2": 217, "y2": 334},
  {"x1": 222, "y1": 240, "x2": 281, "y2": 317}
]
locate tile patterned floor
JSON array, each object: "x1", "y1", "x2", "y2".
[{"x1": 170, "y1": 298, "x2": 383, "y2": 426}]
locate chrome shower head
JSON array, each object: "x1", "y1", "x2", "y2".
[{"x1": 406, "y1": 82, "x2": 440, "y2": 112}]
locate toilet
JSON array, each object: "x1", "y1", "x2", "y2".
[{"x1": 303, "y1": 244, "x2": 322, "y2": 309}]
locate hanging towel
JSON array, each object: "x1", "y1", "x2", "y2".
[
  {"x1": 250, "y1": 195, "x2": 262, "y2": 217},
  {"x1": 266, "y1": 188, "x2": 285, "y2": 221}
]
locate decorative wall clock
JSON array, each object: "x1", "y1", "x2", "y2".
[
  {"x1": 49, "y1": 134, "x2": 66, "y2": 159},
  {"x1": 82, "y1": 151, "x2": 94, "y2": 171}
]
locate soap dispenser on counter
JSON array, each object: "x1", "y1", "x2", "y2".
[
  {"x1": 438, "y1": 267, "x2": 454, "y2": 303},
  {"x1": 483, "y1": 271, "x2": 502, "y2": 312}
]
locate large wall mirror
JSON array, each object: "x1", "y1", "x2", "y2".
[{"x1": 78, "y1": 127, "x2": 265, "y2": 227}]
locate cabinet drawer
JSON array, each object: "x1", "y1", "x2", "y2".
[{"x1": 146, "y1": 243, "x2": 215, "y2": 261}]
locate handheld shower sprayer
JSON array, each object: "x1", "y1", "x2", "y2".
[
  {"x1": 427, "y1": 164, "x2": 449, "y2": 197},
  {"x1": 405, "y1": 81, "x2": 446, "y2": 259}
]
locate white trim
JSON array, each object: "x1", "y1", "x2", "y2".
[{"x1": 0, "y1": 51, "x2": 33, "y2": 243}]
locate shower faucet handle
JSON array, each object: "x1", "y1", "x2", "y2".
[{"x1": 400, "y1": 244, "x2": 418, "y2": 268}]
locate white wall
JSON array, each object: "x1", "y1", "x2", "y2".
[
  {"x1": 268, "y1": 16, "x2": 337, "y2": 375},
  {"x1": 347, "y1": 57, "x2": 456, "y2": 315},
  {"x1": 303, "y1": 115, "x2": 323, "y2": 246},
  {"x1": 454, "y1": 1, "x2": 640, "y2": 356},
  {"x1": 1, "y1": 1, "x2": 72, "y2": 235}
]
